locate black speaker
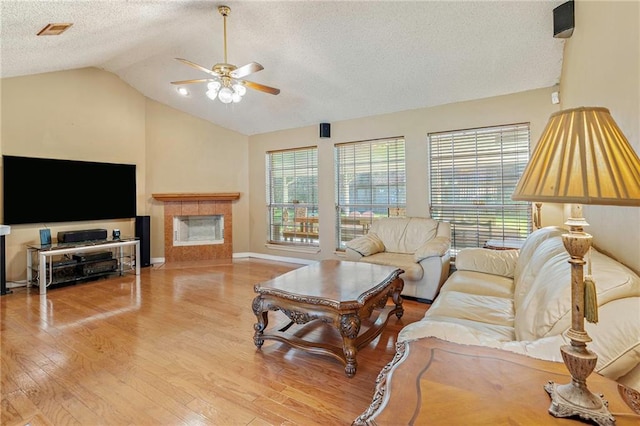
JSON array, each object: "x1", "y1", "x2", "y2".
[
  {"x1": 57, "y1": 228, "x2": 107, "y2": 243},
  {"x1": 553, "y1": 0, "x2": 574, "y2": 39},
  {"x1": 135, "y1": 215, "x2": 151, "y2": 268},
  {"x1": 1, "y1": 233, "x2": 8, "y2": 295},
  {"x1": 320, "y1": 122, "x2": 331, "y2": 138}
]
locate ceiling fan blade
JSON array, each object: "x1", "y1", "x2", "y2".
[
  {"x1": 175, "y1": 58, "x2": 220, "y2": 77},
  {"x1": 242, "y1": 80, "x2": 280, "y2": 95},
  {"x1": 230, "y1": 62, "x2": 264, "y2": 79},
  {"x1": 170, "y1": 78, "x2": 216, "y2": 85}
]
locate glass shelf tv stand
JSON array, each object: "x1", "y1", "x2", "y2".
[{"x1": 27, "y1": 237, "x2": 140, "y2": 295}]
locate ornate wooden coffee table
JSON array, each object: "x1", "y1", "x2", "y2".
[
  {"x1": 354, "y1": 337, "x2": 640, "y2": 425},
  {"x1": 252, "y1": 259, "x2": 404, "y2": 377}
]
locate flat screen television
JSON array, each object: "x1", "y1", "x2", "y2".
[{"x1": 3, "y1": 155, "x2": 137, "y2": 225}]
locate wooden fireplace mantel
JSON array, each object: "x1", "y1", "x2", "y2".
[{"x1": 152, "y1": 192, "x2": 240, "y2": 202}]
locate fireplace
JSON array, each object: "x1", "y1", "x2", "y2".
[
  {"x1": 173, "y1": 215, "x2": 224, "y2": 246},
  {"x1": 152, "y1": 193, "x2": 240, "y2": 262}
]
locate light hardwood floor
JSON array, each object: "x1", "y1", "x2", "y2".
[{"x1": 1, "y1": 258, "x2": 429, "y2": 425}]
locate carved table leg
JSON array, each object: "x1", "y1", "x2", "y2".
[
  {"x1": 393, "y1": 278, "x2": 404, "y2": 319},
  {"x1": 252, "y1": 295, "x2": 268, "y2": 348},
  {"x1": 340, "y1": 313, "x2": 361, "y2": 378}
]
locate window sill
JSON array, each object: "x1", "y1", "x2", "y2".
[{"x1": 265, "y1": 243, "x2": 321, "y2": 255}]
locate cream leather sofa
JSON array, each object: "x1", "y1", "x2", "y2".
[
  {"x1": 399, "y1": 226, "x2": 640, "y2": 390},
  {"x1": 345, "y1": 217, "x2": 451, "y2": 302}
]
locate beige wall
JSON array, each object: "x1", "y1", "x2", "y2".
[
  {"x1": 247, "y1": 87, "x2": 558, "y2": 261},
  {"x1": 0, "y1": 68, "x2": 146, "y2": 281},
  {"x1": 144, "y1": 100, "x2": 249, "y2": 257},
  {"x1": 0, "y1": 67, "x2": 249, "y2": 281},
  {"x1": 560, "y1": 0, "x2": 640, "y2": 273}
]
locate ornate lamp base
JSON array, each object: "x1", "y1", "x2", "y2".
[{"x1": 545, "y1": 381, "x2": 615, "y2": 426}]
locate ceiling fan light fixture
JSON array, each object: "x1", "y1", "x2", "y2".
[
  {"x1": 218, "y1": 87, "x2": 234, "y2": 104},
  {"x1": 206, "y1": 88, "x2": 219, "y2": 100},
  {"x1": 233, "y1": 83, "x2": 247, "y2": 97},
  {"x1": 207, "y1": 81, "x2": 221, "y2": 91},
  {"x1": 170, "y1": 5, "x2": 279, "y2": 103},
  {"x1": 177, "y1": 87, "x2": 189, "y2": 96}
]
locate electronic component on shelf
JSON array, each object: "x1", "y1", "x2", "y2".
[
  {"x1": 57, "y1": 229, "x2": 108, "y2": 243},
  {"x1": 80, "y1": 259, "x2": 118, "y2": 276},
  {"x1": 51, "y1": 258, "x2": 78, "y2": 267},
  {"x1": 72, "y1": 251, "x2": 112, "y2": 263}
]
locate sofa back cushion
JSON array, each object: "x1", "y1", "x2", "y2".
[
  {"x1": 513, "y1": 232, "x2": 568, "y2": 311},
  {"x1": 514, "y1": 226, "x2": 565, "y2": 290},
  {"x1": 587, "y1": 297, "x2": 640, "y2": 382},
  {"x1": 514, "y1": 243, "x2": 640, "y2": 341},
  {"x1": 369, "y1": 217, "x2": 439, "y2": 253}
]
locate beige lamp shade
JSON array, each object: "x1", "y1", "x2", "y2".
[{"x1": 512, "y1": 107, "x2": 640, "y2": 206}]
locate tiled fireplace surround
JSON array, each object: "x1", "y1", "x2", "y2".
[{"x1": 152, "y1": 193, "x2": 240, "y2": 262}]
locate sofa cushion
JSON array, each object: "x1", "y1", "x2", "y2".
[
  {"x1": 587, "y1": 297, "x2": 640, "y2": 382},
  {"x1": 359, "y1": 252, "x2": 423, "y2": 281},
  {"x1": 513, "y1": 227, "x2": 565, "y2": 306},
  {"x1": 426, "y1": 290, "x2": 514, "y2": 328},
  {"x1": 513, "y1": 235, "x2": 568, "y2": 312},
  {"x1": 369, "y1": 217, "x2": 438, "y2": 254},
  {"x1": 455, "y1": 248, "x2": 519, "y2": 278},
  {"x1": 345, "y1": 233, "x2": 385, "y2": 257},
  {"x1": 442, "y1": 270, "x2": 514, "y2": 298},
  {"x1": 515, "y1": 245, "x2": 640, "y2": 341},
  {"x1": 514, "y1": 226, "x2": 565, "y2": 283},
  {"x1": 414, "y1": 236, "x2": 450, "y2": 262},
  {"x1": 398, "y1": 318, "x2": 515, "y2": 344}
]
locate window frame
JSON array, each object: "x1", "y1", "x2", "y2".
[
  {"x1": 334, "y1": 137, "x2": 407, "y2": 251},
  {"x1": 428, "y1": 123, "x2": 532, "y2": 254},
  {"x1": 266, "y1": 146, "x2": 319, "y2": 248}
]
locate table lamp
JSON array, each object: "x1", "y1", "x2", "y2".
[{"x1": 512, "y1": 106, "x2": 640, "y2": 425}]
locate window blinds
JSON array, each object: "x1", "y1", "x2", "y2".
[
  {"x1": 335, "y1": 138, "x2": 406, "y2": 249},
  {"x1": 429, "y1": 124, "x2": 531, "y2": 253},
  {"x1": 266, "y1": 147, "x2": 318, "y2": 246}
]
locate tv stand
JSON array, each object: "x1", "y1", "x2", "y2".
[{"x1": 27, "y1": 238, "x2": 140, "y2": 295}]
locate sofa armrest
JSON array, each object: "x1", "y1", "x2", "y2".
[
  {"x1": 414, "y1": 236, "x2": 450, "y2": 262},
  {"x1": 345, "y1": 247, "x2": 364, "y2": 261},
  {"x1": 344, "y1": 233, "x2": 385, "y2": 258},
  {"x1": 455, "y1": 248, "x2": 519, "y2": 278}
]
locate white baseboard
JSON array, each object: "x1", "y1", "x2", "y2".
[
  {"x1": 233, "y1": 252, "x2": 316, "y2": 265},
  {"x1": 150, "y1": 254, "x2": 314, "y2": 266}
]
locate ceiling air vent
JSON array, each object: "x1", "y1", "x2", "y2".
[{"x1": 37, "y1": 23, "x2": 73, "y2": 36}]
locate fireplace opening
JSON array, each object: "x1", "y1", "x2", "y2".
[{"x1": 173, "y1": 215, "x2": 224, "y2": 246}]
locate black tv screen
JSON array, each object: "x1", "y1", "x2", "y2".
[{"x1": 3, "y1": 155, "x2": 137, "y2": 225}]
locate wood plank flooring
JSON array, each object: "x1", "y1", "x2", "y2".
[{"x1": 1, "y1": 258, "x2": 429, "y2": 425}]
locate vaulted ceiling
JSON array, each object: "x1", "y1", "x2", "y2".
[{"x1": 1, "y1": 1, "x2": 565, "y2": 135}]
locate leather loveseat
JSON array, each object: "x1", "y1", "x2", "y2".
[
  {"x1": 344, "y1": 217, "x2": 451, "y2": 302},
  {"x1": 398, "y1": 226, "x2": 640, "y2": 390}
]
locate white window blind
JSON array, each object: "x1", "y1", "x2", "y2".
[
  {"x1": 335, "y1": 138, "x2": 406, "y2": 250},
  {"x1": 266, "y1": 147, "x2": 318, "y2": 246},
  {"x1": 429, "y1": 124, "x2": 531, "y2": 253}
]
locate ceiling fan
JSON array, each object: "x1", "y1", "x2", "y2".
[{"x1": 171, "y1": 5, "x2": 280, "y2": 104}]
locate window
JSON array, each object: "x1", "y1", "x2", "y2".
[
  {"x1": 429, "y1": 124, "x2": 531, "y2": 254},
  {"x1": 335, "y1": 138, "x2": 406, "y2": 250},
  {"x1": 266, "y1": 147, "x2": 319, "y2": 246}
]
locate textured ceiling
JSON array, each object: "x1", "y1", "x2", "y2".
[{"x1": 0, "y1": 0, "x2": 565, "y2": 135}]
